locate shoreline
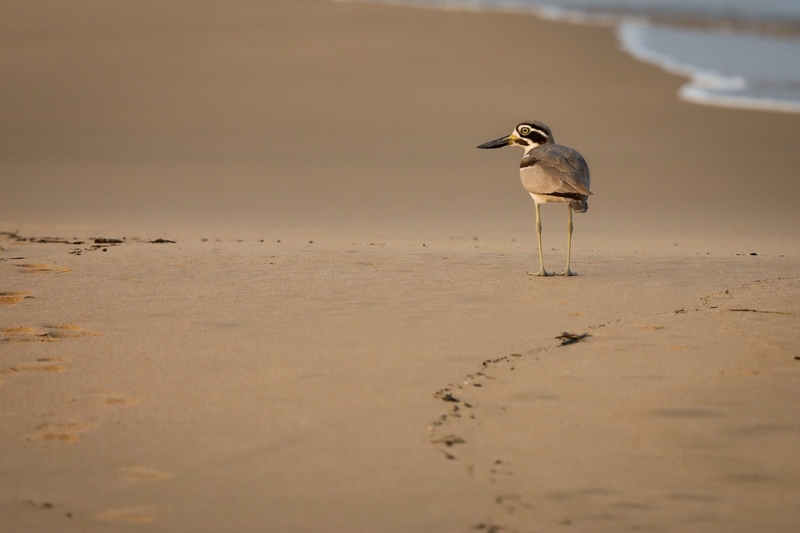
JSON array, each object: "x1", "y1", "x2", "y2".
[{"x1": 337, "y1": 0, "x2": 800, "y2": 115}]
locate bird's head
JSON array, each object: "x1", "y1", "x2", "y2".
[{"x1": 477, "y1": 121, "x2": 554, "y2": 153}]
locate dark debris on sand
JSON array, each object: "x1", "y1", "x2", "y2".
[
  {"x1": 430, "y1": 434, "x2": 466, "y2": 447},
  {"x1": 434, "y1": 389, "x2": 460, "y2": 403},
  {"x1": 556, "y1": 332, "x2": 591, "y2": 346},
  {"x1": 1, "y1": 232, "x2": 84, "y2": 245}
]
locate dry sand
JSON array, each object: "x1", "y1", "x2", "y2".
[{"x1": 2, "y1": 1, "x2": 799, "y2": 532}]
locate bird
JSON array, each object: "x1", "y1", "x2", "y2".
[{"x1": 477, "y1": 121, "x2": 592, "y2": 276}]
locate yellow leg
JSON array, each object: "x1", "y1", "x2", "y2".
[
  {"x1": 528, "y1": 203, "x2": 551, "y2": 276},
  {"x1": 561, "y1": 207, "x2": 576, "y2": 276}
]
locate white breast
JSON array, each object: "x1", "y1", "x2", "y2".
[{"x1": 529, "y1": 193, "x2": 568, "y2": 204}]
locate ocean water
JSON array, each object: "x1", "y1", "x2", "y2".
[{"x1": 338, "y1": 0, "x2": 800, "y2": 114}]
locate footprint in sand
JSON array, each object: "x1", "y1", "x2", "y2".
[
  {"x1": 118, "y1": 466, "x2": 175, "y2": 482},
  {"x1": 0, "y1": 291, "x2": 31, "y2": 305},
  {"x1": 25, "y1": 421, "x2": 97, "y2": 443},
  {"x1": 15, "y1": 263, "x2": 71, "y2": 274},
  {"x1": 93, "y1": 506, "x2": 156, "y2": 524},
  {"x1": 0, "y1": 326, "x2": 59, "y2": 344},
  {"x1": 64, "y1": 390, "x2": 142, "y2": 406},
  {"x1": 1, "y1": 324, "x2": 101, "y2": 344},
  {"x1": 42, "y1": 324, "x2": 102, "y2": 339},
  {"x1": 99, "y1": 392, "x2": 142, "y2": 406}
]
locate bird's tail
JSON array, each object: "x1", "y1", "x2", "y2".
[{"x1": 568, "y1": 195, "x2": 588, "y2": 213}]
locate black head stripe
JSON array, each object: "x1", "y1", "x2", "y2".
[
  {"x1": 512, "y1": 137, "x2": 531, "y2": 147},
  {"x1": 527, "y1": 130, "x2": 549, "y2": 145}
]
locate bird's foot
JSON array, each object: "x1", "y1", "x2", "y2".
[
  {"x1": 527, "y1": 269, "x2": 552, "y2": 277},
  {"x1": 560, "y1": 268, "x2": 577, "y2": 277}
]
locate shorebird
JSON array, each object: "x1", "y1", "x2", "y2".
[{"x1": 477, "y1": 121, "x2": 592, "y2": 276}]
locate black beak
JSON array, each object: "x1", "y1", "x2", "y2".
[{"x1": 476, "y1": 135, "x2": 514, "y2": 149}]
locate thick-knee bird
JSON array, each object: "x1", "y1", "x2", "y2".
[{"x1": 478, "y1": 121, "x2": 592, "y2": 276}]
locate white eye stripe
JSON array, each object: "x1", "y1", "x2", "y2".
[{"x1": 518, "y1": 125, "x2": 548, "y2": 138}]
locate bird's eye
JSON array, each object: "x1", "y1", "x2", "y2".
[{"x1": 519, "y1": 126, "x2": 532, "y2": 136}]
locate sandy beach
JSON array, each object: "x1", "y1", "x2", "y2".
[{"x1": 2, "y1": 1, "x2": 799, "y2": 531}]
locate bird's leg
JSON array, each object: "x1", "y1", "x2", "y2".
[
  {"x1": 561, "y1": 207, "x2": 577, "y2": 276},
  {"x1": 528, "y1": 203, "x2": 551, "y2": 276}
]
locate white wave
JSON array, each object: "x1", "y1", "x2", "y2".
[{"x1": 618, "y1": 21, "x2": 800, "y2": 114}]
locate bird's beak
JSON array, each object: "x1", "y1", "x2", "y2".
[{"x1": 476, "y1": 134, "x2": 518, "y2": 149}]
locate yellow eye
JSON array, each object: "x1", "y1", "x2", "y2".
[{"x1": 519, "y1": 126, "x2": 531, "y2": 136}]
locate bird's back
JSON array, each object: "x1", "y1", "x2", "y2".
[{"x1": 519, "y1": 143, "x2": 591, "y2": 212}]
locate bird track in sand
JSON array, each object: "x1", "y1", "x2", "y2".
[{"x1": 427, "y1": 277, "x2": 798, "y2": 532}]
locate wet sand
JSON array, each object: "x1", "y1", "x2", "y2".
[{"x1": 2, "y1": 1, "x2": 799, "y2": 531}]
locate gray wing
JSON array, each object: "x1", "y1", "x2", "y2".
[{"x1": 519, "y1": 143, "x2": 592, "y2": 196}]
